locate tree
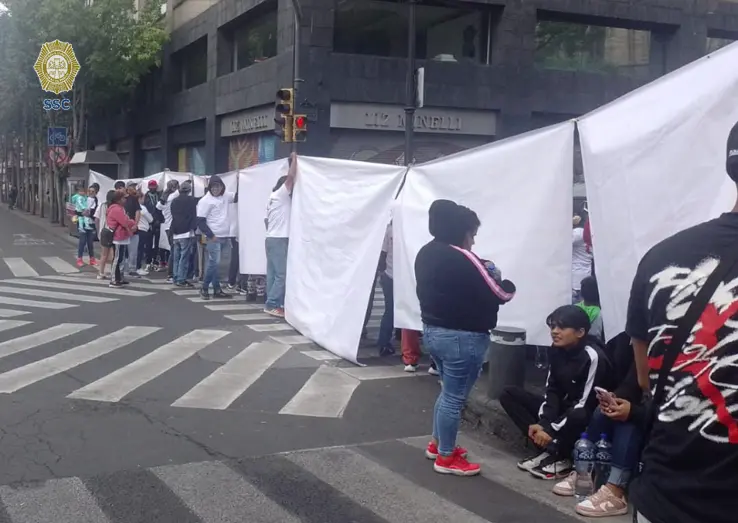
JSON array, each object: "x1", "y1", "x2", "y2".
[{"x1": 0, "y1": 0, "x2": 167, "y2": 222}]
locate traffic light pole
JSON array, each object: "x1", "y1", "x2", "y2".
[
  {"x1": 291, "y1": 0, "x2": 303, "y2": 153},
  {"x1": 404, "y1": 0, "x2": 416, "y2": 166}
]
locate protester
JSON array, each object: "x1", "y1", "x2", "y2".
[
  {"x1": 105, "y1": 190, "x2": 136, "y2": 288},
  {"x1": 157, "y1": 179, "x2": 179, "y2": 281},
  {"x1": 144, "y1": 180, "x2": 163, "y2": 270},
  {"x1": 8, "y1": 185, "x2": 17, "y2": 210},
  {"x1": 500, "y1": 305, "x2": 611, "y2": 480},
  {"x1": 623, "y1": 122, "x2": 738, "y2": 523},
  {"x1": 94, "y1": 190, "x2": 114, "y2": 279},
  {"x1": 123, "y1": 182, "x2": 142, "y2": 277},
  {"x1": 416, "y1": 199, "x2": 516, "y2": 476},
  {"x1": 196, "y1": 175, "x2": 236, "y2": 300},
  {"x1": 135, "y1": 191, "x2": 153, "y2": 276},
  {"x1": 264, "y1": 153, "x2": 297, "y2": 318},
  {"x1": 576, "y1": 276, "x2": 603, "y2": 342},
  {"x1": 572, "y1": 215, "x2": 592, "y2": 303},
  {"x1": 170, "y1": 180, "x2": 197, "y2": 288},
  {"x1": 72, "y1": 184, "x2": 96, "y2": 268}
]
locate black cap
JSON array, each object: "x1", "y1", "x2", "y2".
[{"x1": 727, "y1": 121, "x2": 738, "y2": 182}]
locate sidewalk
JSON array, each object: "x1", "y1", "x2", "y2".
[{"x1": 1, "y1": 206, "x2": 77, "y2": 248}]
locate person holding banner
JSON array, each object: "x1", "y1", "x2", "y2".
[{"x1": 264, "y1": 153, "x2": 297, "y2": 318}]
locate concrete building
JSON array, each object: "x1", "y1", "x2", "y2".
[{"x1": 89, "y1": 0, "x2": 738, "y2": 178}]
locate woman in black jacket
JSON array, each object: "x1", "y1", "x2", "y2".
[{"x1": 417, "y1": 199, "x2": 516, "y2": 477}]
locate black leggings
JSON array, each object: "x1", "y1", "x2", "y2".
[{"x1": 111, "y1": 244, "x2": 128, "y2": 284}]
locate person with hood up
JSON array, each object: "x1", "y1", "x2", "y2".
[
  {"x1": 156, "y1": 179, "x2": 179, "y2": 281},
  {"x1": 170, "y1": 180, "x2": 198, "y2": 287},
  {"x1": 196, "y1": 175, "x2": 237, "y2": 300},
  {"x1": 144, "y1": 180, "x2": 164, "y2": 270}
]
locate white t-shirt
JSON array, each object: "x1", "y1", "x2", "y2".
[
  {"x1": 137, "y1": 206, "x2": 153, "y2": 232},
  {"x1": 266, "y1": 185, "x2": 291, "y2": 238},
  {"x1": 197, "y1": 191, "x2": 235, "y2": 238},
  {"x1": 95, "y1": 202, "x2": 108, "y2": 231},
  {"x1": 572, "y1": 227, "x2": 592, "y2": 292},
  {"x1": 382, "y1": 223, "x2": 393, "y2": 279},
  {"x1": 156, "y1": 190, "x2": 179, "y2": 231}
]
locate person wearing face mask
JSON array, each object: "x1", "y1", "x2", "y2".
[
  {"x1": 196, "y1": 175, "x2": 237, "y2": 300},
  {"x1": 415, "y1": 200, "x2": 516, "y2": 477}
]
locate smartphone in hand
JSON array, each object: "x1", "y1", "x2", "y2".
[{"x1": 595, "y1": 386, "x2": 617, "y2": 408}]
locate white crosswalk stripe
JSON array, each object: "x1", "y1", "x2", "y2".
[
  {"x1": 223, "y1": 313, "x2": 276, "y2": 321},
  {"x1": 40, "y1": 256, "x2": 80, "y2": 274},
  {"x1": 0, "y1": 308, "x2": 29, "y2": 318},
  {"x1": 278, "y1": 365, "x2": 360, "y2": 418},
  {"x1": 0, "y1": 323, "x2": 95, "y2": 360},
  {"x1": 0, "y1": 295, "x2": 74, "y2": 309},
  {"x1": 3, "y1": 278, "x2": 154, "y2": 297},
  {"x1": 68, "y1": 329, "x2": 230, "y2": 403},
  {"x1": 246, "y1": 323, "x2": 295, "y2": 332},
  {"x1": 3, "y1": 258, "x2": 39, "y2": 277},
  {"x1": 0, "y1": 285, "x2": 115, "y2": 303},
  {"x1": 0, "y1": 319, "x2": 31, "y2": 333},
  {"x1": 39, "y1": 275, "x2": 167, "y2": 291},
  {"x1": 204, "y1": 303, "x2": 263, "y2": 311}
]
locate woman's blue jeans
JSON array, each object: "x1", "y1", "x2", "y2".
[
  {"x1": 77, "y1": 229, "x2": 94, "y2": 259},
  {"x1": 424, "y1": 324, "x2": 489, "y2": 456},
  {"x1": 587, "y1": 406, "x2": 643, "y2": 487}
]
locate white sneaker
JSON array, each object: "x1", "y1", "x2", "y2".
[
  {"x1": 516, "y1": 451, "x2": 550, "y2": 472},
  {"x1": 552, "y1": 471, "x2": 577, "y2": 496},
  {"x1": 428, "y1": 366, "x2": 440, "y2": 376},
  {"x1": 404, "y1": 364, "x2": 418, "y2": 373},
  {"x1": 529, "y1": 456, "x2": 573, "y2": 480},
  {"x1": 136, "y1": 268, "x2": 149, "y2": 276}
]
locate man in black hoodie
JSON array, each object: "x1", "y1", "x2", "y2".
[
  {"x1": 170, "y1": 181, "x2": 197, "y2": 287},
  {"x1": 500, "y1": 305, "x2": 612, "y2": 480},
  {"x1": 143, "y1": 180, "x2": 163, "y2": 269}
]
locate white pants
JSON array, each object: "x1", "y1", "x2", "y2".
[{"x1": 125, "y1": 234, "x2": 139, "y2": 273}]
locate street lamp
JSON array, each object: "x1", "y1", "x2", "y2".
[{"x1": 404, "y1": 0, "x2": 417, "y2": 166}]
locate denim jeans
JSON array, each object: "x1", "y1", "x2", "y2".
[
  {"x1": 202, "y1": 238, "x2": 226, "y2": 292},
  {"x1": 377, "y1": 272, "x2": 394, "y2": 348},
  {"x1": 77, "y1": 229, "x2": 94, "y2": 259},
  {"x1": 586, "y1": 406, "x2": 643, "y2": 487},
  {"x1": 172, "y1": 237, "x2": 194, "y2": 284},
  {"x1": 125, "y1": 233, "x2": 139, "y2": 273},
  {"x1": 424, "y1": 324, "x2": 489, "y2": 456},
  {"x1": 265, "y1": 237, "x2": 289, "y2": 309}
]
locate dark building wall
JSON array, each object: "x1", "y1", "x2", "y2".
[{"x1": 90, "y1": 0, "x2": 738, "y2": 176}]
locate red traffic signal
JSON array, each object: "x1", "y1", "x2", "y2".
[{"x1": 294, "y1": 115, "x2": 306, "y2": 129}]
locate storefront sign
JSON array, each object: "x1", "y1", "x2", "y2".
[
  {"x1": 221, "y1": 106, "x2": 275, "y2": 137},
  {"x1": 330, "y1": 103, "x2": 496, "y2": 136}
]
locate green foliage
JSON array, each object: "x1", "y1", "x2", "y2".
[{"x1": 0, "y1": 0, "x2": 168, "y2": 136}]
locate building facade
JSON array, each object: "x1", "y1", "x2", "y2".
[{"x1": 89, "y1": 0, "x2": 738, "y2": 177}]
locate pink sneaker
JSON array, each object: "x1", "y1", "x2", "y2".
[
  {"x1": 76, "y1": 258, "x2": 84, "y2": 268},
  {"x1": 89, "y1": 257, "x2": 98, "y2": 266},
  {"x1": 433, "y1": 454, "x2": 481, "y2": 476}
]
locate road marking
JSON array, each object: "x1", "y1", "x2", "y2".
[
  {"x1": 3, "y1": 258, "x2": 39, "y2": 277},
  {"x1": 0, "y1": 308, "x2": 29, "y2": 318},
  {"x1": 0, "y1": 319, "x2": 31, "y2": 333},
  {"x1": 188, "y1": 297, "x2": 240, "y2": 303},
  {"x1": 172, "y1": 289, "x2": 201, "y2": 296},
  {"x1": 278, "y1": 365, "x2": 359, "y2": 418},
  {"x1": 0, "y1": 296, "x2": 75, "y2": 309},
  {"x1": 68, "y1": 329, "x2": 230, "y2": 403},
  {"x1": 0, "y1": 476, "x2": 110, "y2": 523},
  {"x1": 152, "y1": 461, "x2": 301, "y2": 523},
  {"x1": 204, "y1": 303, "x2": 264, "y2": 311},
  {"x1": 4, "y1": 279, "x2": 154, "y2": 297},
  {"x1": 339, "y1": 365, "x2": 418, "y2": 380},
  {"x1": 0, "y1": 323, "x2": 95, "y2": 360},
  {"x1": 271, "y1": 335, "x2": 313, "y2": 345},
  {"x1": 246, "y1": 323, "x2": 293, "y2": 332},
  {"x1": 301, "y1": 350, "x2": 341, "y2": 361},
  {"x1": 173, "y1": 341, "x2": 291, "y2": 410},
  {"x1": 0, "y1": 285, "x2": 115, "y2": 303},
  {"x1": 0, "y1": 326, "x2": 160, "y2": 393},
  {"x1": 39, "y1": 275, "x2": 166, "y2": 290},
  {"x1": 41, "y1": 256, "x2": 80, "y2": 274},
  {"x1": 223, "y1": 313, "x2": 277, "y2": 322}
]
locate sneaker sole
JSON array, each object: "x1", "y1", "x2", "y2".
[
  {"x1": 433, "y1": 464, "x2": 480, "y2": 476},
  {"x1": 552, "y1": 487, "x2": 575, "y2": 497},
  {"x1": 425, "y1": 450, "x2": 469, "y2": 460},
  {"x1": 575, "y1": 506, "x2": 628, "y2": 518},
  {"x1": 529, "y1": 468, "x2": 571, "y2": 480}
]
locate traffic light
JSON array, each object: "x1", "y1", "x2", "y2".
[
  {"x1": 292, "y1": 114, "x2": 307, "y2": 142},
  {"x1": 274, "y1": 88, "x2": 294, "y2": 142}
]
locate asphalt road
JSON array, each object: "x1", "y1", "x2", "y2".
[{"x1": 0, "y1": 205, "x2": 591, "y2": 523}]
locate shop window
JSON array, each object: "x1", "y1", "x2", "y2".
[
  {"x1": 142, "y1": 149, "x2": 162, "y2": 177},
  {"x1": 333, "y1": 0, "x2": 492, "y2": 63},
  {"x1": 535, "y1": 16, "x2": 651, "y2": 75},
  {"x1": 172, "y1": 38, "x2": 208, "y2": 92},
  {"x1": 177, "y1": 144, "x2": 206, "y2": 175}
]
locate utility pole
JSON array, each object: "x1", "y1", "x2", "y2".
[
  {"x1": 404, "y1": 0, "x2": 417, "y2": 166},
  {"x1": 291, "y1": 0, "x2": 303, "y2": 154}
]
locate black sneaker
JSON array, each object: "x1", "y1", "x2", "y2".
[
  {"x1": 529, "y1": 454, "x2": 572, "y2": 480},
  {"x1": 120, "y1": 280, "x2": 130, "y2": 285},
  {"x1": 212, "y1": 290, "x2": 233, "y2": 299},
  {"x1": 109, "y1": 281, "x2": 124, "y2": 288},
  {"x1": 378, "y1": 345, "x2": 396, "y2": 357},
  {"x1": 182, "y1": 281, "x2": 195, "y2": 288},
  {"x1": 199, "y1": 289, "x2": 210, "y2": 301}
]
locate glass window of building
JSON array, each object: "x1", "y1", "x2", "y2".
[
  {"x1": 706, "y1": 34, "x2": 735, "y2": 54},
  {"x1": 334, "y1": 0, "x2": 491, "y2": 63},
  {"x1": 173, "y1": 38, "x2": 207, "y2": 91},
  {"x1": 535, "y1": 19, "x2": 651, "y2": 75},
  {"x1": 233, "y1": 8, "x2": 278, "y2": 70}
]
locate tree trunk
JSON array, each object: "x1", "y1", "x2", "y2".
[{"x1": 22, "y1": 106, "x2": 29, "y2": 212}]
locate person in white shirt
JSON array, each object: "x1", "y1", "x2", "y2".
[
  {"x1": 196, "y1": 175, "x2": 237, "y2": 300},
  {"x1": 264, "y1": 153, "x2": 297, "y2": 318},
  {"x1": 134, "y1": 191, "x2": 153, "y2": 276},
  {"x1": 156, "y1": 180, "x2": 179, "y2": 282},
  {"x1": 94, "y1": 190, "x2": 113, "y2": 280},
  {"x1": 571, "y1": 215, "x2": 593, "y2": 303}
]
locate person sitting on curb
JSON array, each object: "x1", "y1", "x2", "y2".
[{"x1": 500, "y1": 305, "x2": 612, "y2": 480}]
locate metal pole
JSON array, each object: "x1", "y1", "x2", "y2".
[
  {"x1": 404, "y1": 0, "x2": 417, "y2": 166},
  {"x1": 291, "y1": 1, "x2": 303, "y2": 154}
]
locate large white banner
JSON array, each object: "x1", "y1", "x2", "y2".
[
  {"x1": 237, "y1": 160, "x2": 289, "y2": 275},
  {"x1": 394, "y1": 122, "x2": 575, "y2": 345},
  {"x1": 579, "y1": 42, "x2": 738, "y2": 339},
  {"x1": 285, "y1": 156, "x2": 406, "y2": 363}
]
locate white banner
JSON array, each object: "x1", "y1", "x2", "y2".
[
  {"x1": 394, "y1": 122, "x2": 575, "y2": 345},
  {"x1": 579, "y1": 42, "x2": 738, "y2": 339},
  {"x1": 285, "y1": 156, "x2": 406, "y2": 363},
  {"x1": 237, "y1": 160, "x2": 289, "y2": 275}
]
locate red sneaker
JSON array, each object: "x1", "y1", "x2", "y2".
[
  {"x1": 76, "y1": 258, "x2": 84, "y2": 268},
  {"x1": 425, "y1": 441, "x2": 468, "y2": 460},
  {"x1": 433, "y1": 454, "x2": 481, "y2": 476},
  {"x1": 89, "y1": 257, "x2": 98, "y2": 266}
]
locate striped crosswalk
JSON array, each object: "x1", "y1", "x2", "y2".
[
  {"x1": 0, "y1": 436, "x2": 586, "y2": 523},
  {"x1": 0, "y1": 319, "x2": 432, "y2": 418},
  {"x1": 1, "y1": 256, "x2": 80, "y2": 278}
]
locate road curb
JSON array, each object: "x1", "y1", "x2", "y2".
[
  {"x1": 463, "y1": 379, "x2": 528, "y2": 454},
  {"x1": 2, "y1": 206, "x2": 77, "y2": 247}
]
